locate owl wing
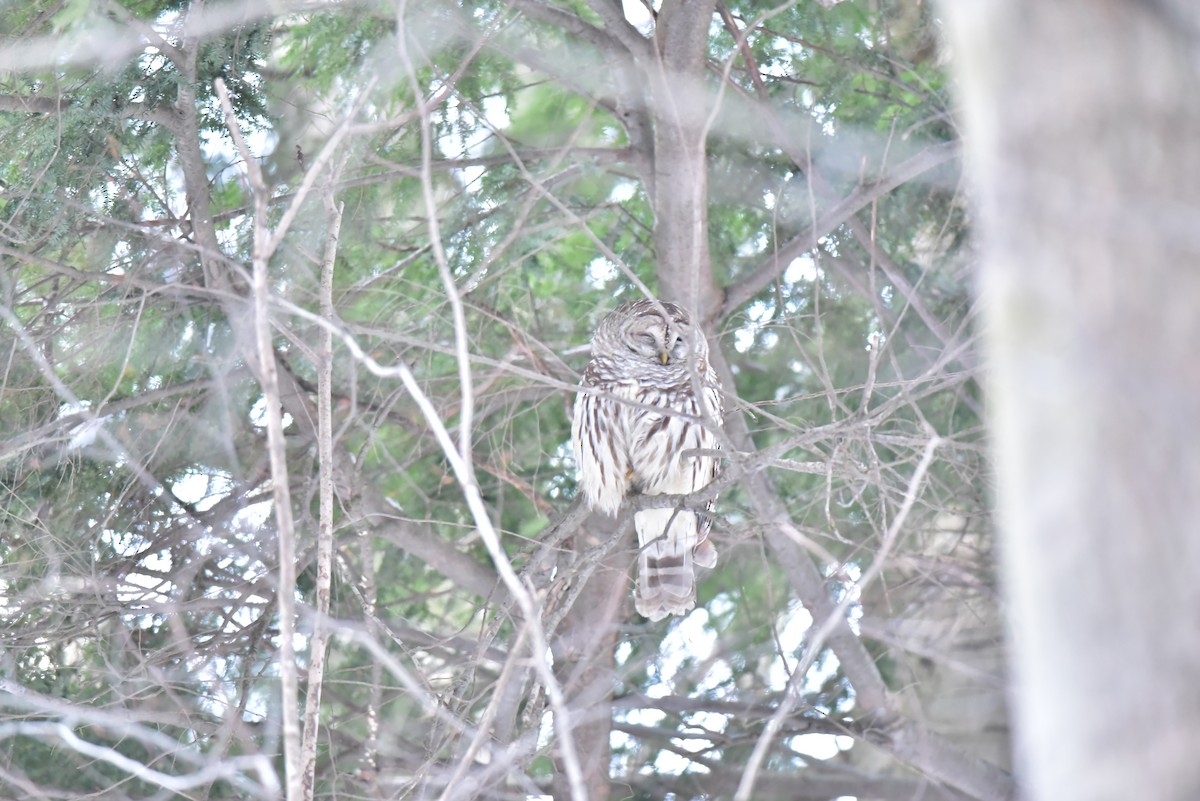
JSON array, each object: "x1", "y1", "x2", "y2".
[
  {"x1": 571, "y1": 372, "x2": 631, "y2": 517},
  {"x1": 692, "y1": 380, "x2": 723, "y2": 569}
]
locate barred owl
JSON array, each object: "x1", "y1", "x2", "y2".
[{"x1": 571, "y1": 299, "x2": 724, "y2": 621}]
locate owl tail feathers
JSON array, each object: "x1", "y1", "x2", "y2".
[
  {"x1": 634, "y1": 508, "x2": 716, "y2": 621},
  {"x1": 635, "y1": 541, "x2": 695, "y2": 621}
]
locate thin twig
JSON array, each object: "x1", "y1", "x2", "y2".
[
  {"x1": 0, "y1": 722, "x2": 279, "y2": 799},
  {"x1": 299, "y1": 164, "x2": 345, "y2": 800},
  {"x1": 398, "y1": 9, "x2": 474, "y2": 465},
  {"x1": 734, "y1": 432, "x2": 942, "y2": 801},
  {"x1": 214, "y1": 76, "x2": 303, "y2": 801},
  {"x1": 393, "y1": 6, "x2": 587, "y2": 798},
  {"x1": 437, "y1": 625, "x2": 533, "y2": 801}
]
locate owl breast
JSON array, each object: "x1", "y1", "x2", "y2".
[{"x1": 625, "y1": 375, "x2": 718, "y2": 491}]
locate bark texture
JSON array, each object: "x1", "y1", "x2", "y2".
[
  {"x1": 550, "y1": 513, "x2": 627, "y2": 801},
  {"x1": 648, "y1": 0, "x2": 721, "y2": 322},
  {"x1": 943, "y1": 3, "x2": 1200, "y2": 799}
]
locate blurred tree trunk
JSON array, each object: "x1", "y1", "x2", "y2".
[{"x1": 943, "y1": 3, "x2": 1200, "y2": 800}]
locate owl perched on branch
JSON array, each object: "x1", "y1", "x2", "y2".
[{"x1": 571, "y1": 299, "x2": 724, "y2": 621}]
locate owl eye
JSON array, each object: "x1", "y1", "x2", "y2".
[{"x1": 627, "y1": 332, "x2": 655, "y2": 355}]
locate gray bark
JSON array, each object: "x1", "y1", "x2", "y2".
[
  {"x1": 648, "y1": 0, "x2": 722, "y2": 322},
  {"x1": 943, "y1": 2, "x2": 1200, "y2": 799},
  {"x1": 550, "y1": 513, "x2": 627, "y2": 801}
]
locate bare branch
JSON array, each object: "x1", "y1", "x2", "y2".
[
  {"x1": 396, "y1": 4, "x2": 586, "y2": 795},
  {"x1": 737, "y1": 433, "x2": 941, "y2": 801},
  {"x1": 215, "y1": 75, "x2": 304, "y2": 801},
  {"x1": 0, "y1": 722, "x2": 279, "y2": 799},
  {"x1": 720, "y1": 141, "x2": 961, "y2": 319},
  {"x1": 300, "y1": 165, "x2": 346, "y2": 800},
  {"x1": 0, "y1": 93, "x2": 65, "y2": 113}
]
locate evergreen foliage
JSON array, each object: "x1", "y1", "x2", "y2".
[{"x1": 0, "y1": 1, "x2": 1002, "y2": 798}]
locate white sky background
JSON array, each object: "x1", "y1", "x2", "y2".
[{"x1": 620, "y1": 0, "x2": 656, "y2": 34}]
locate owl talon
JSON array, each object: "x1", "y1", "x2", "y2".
[{"x1": 693, "y1": 539, "x2": 718, "y2": 569}]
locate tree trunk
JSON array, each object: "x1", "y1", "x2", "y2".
[
  {"x1": 551, "y1": 6, "x2": 723, "y2": 796},
  {"x1": 943, "y1": 3, "x2": 1200, "y2": 799},
  {"x1": 648, "y1": 0, "x2": 721, "y2": 322},
  {"x1": 551, "y1": 514, "x2": 627, "y2": 801}
]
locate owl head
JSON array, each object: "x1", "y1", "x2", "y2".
[{"x1": 592, "y1": 299, "x2": 707, "y2": 368}]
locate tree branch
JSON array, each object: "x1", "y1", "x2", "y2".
[
  {"x1": 299, "y1": 163, "x2": 345, "y2": 801},
  {"x1": 508, "y1": 0, "x2": 646, "y2": 60},
  {"x1": 719, "y1": 141, "x2": 960, "y2": 319},
  {"x1": 579, "y1": 0, "x2": 653, "y2": 59},
  {"x1": 396, "y1": 6, "x2": 588, "y2": 797},
  {"x1": 214, "y1": 75, "x2": 304, "y2": 801},
  {"x1": 706, "y1": 345, "x2": 1012, "y2": 801},
  {"x1": 736, "y1": 434, "x2": 940, "y2": 800},
  {"x1": 0, "y1": 93, "x2": 65, "y2": 113}
]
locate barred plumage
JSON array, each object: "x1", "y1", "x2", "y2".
[{"x1": 571, "y1": 299, "x2": 724, "y2": 621}]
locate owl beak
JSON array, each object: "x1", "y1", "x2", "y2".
[{"x1": 660, "y1": 351, "x2": 670, "y2": 365}]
